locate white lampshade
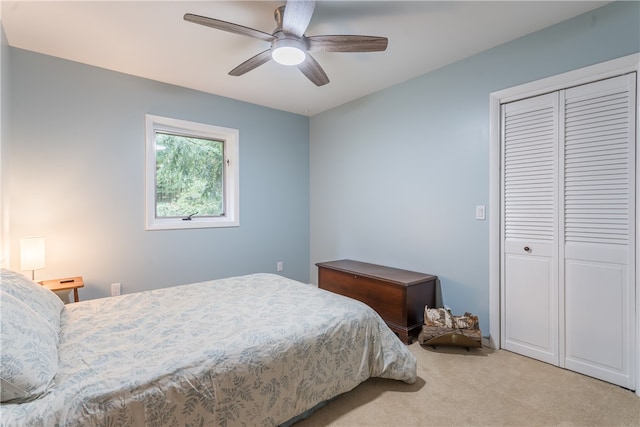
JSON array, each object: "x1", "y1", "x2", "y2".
[
  {"x1": 20, "y1": 236, "x2": 46, "y2": 279},
  {"x1": 271, "y1": 38, "x2": 306, "y2": 66}
]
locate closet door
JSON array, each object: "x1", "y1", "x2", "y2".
[
  {"x1": 562, "y1": 74, "x2": 636, "y2": 388},
  {"x1": 501, "y1": 93, "x2": 560, "y2": 365},
  {"x1": 501, "y1": 73, "x2": 636, "y2": 389}
]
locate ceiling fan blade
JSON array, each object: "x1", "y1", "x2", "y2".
[
  {"x1": 229, "y1": 49, "x2": 273, "y2": 76},
  {"x1": 184, "y1": 13, "x2": 275, "y2": 43},
  {"x1": 307, "y1": 35, "x2": 388, "y2": 52},
  {"x1": 282, "y1": 0, "x2": 316, "y2": 37},
  {"x1": 297, "y1": 53, "x2": 329, "y2": 86}
]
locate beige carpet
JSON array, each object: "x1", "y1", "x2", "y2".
[{"x1": 295, "y1": 342, "x2": 640, "y2": 426}]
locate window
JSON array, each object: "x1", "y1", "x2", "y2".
[{"x1": 145, "y1": 115, "x2": 239, "y2": 230}]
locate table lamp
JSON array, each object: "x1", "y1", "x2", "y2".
[{"x1": 20, "y1": 236, "x2": 45, "y2": 280}]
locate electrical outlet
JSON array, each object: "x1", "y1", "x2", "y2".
[
  {"x1": 111, "y1": 283, "x2": 121, "y2": 296},
  {"x1": 276, "y1": 261, "x2": 283, "y2": 272}
]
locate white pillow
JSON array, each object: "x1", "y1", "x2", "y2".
[
  {"x1": 0, "y1": 270, "x2": 62, "y2": 403},
  {"x1": 0, "y1": 269, "x2": 63, "y2": 331}
]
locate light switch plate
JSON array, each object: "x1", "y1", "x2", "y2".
[{"x1": 475, "y1": 205, "x2": 486, "y2": 220}]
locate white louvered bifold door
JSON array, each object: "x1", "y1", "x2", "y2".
[
  {"x1": 561, "y1": 74, "x2": 636, "y2": 388},
  {"x1": 501, "y1": 73, "x2": 636, "y2": 390},
  {"x1": 501, "y1": 92, "x2": 560, "y2": 365}
]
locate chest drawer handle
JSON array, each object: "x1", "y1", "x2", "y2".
[{"x1": 524, "y1": 246, "x2": 531, "y2": 252}]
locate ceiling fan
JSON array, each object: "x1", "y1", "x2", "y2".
[{"x1": 184, "y1": 0, "x2": 388, "y2": 86}]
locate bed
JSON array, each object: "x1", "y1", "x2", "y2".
[{"x1": 0, "y1": 269, "x2": 417, "y2": 426}]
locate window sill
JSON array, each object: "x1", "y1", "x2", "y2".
[{"x1": 145, "y1": 217, "x2": 239, "y2": 231}]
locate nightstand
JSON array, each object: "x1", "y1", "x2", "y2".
[{"x1": 39, "y1": 276, "x2": 84, "y2": 303}]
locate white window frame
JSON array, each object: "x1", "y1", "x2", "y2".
[{"x1": 145, "y1": 114, "x2": 239, "y2": 230}]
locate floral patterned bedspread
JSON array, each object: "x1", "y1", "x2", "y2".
[{"x1": 1, "y1": 273, "x2": 417, "y2": 426}]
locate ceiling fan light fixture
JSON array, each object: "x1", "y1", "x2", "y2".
[
  {"x1": 184, "y1": 1, "x2": 388, "y2": 86},
  {"x1": 271, "y1": 38, "x2": 306, "y2": 66}
]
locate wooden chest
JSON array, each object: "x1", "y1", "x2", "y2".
[{"x1": 316, "y1": 259, "x2": 437, "y2": 344}]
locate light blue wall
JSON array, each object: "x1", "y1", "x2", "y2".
[
  {"x1": 8, "y1": 49, "x2": 309, "y2": 298},
  {"x1": 309, "y1": 1, "x2": 640, "y2": 334},
  {"x1": 6, "y1": 2, "x2": 639, "y2": 320}
]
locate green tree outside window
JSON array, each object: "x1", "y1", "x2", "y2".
[{"x1": 155, "y1": 132, "x2": 224, "y2": 218}]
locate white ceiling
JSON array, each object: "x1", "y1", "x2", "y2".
[{"x1": 2, "y1": 1, "x2": 611, "y2": 116}]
